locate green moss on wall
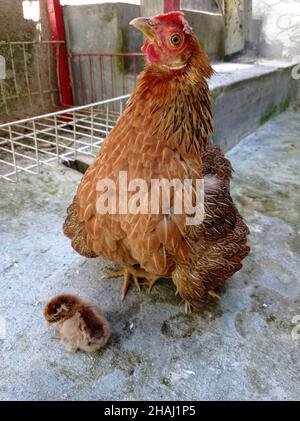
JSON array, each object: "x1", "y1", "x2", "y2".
[
  {"x1": 260, "y1": 96, "x2": 290, "y2": 126},
  {"x1": 115, "y1": 26, "x2": 130, "y2": 74},
  {"x1": 260, "y1": 104, "x2": 278, "y2": 125},
  {"x1": 102, "y1": 11, "x2": 114, "y2": 23}
]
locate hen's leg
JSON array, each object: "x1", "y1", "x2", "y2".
[{"x1": 104, "y1": 266, "x2": 162, "y2": 301}]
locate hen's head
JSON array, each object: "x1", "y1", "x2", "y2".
[{"x1": 130, "y1": 11, "x2": 212, "y2": 78}]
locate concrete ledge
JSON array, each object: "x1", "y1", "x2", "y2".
[{"x1": 210, "y1": 61, "x2": 299, "y2": 151}]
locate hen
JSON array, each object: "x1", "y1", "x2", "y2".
[{"x1": 63, "y1": 11, "x2": 250, "y2": 310}]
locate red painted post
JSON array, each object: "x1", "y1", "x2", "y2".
[
  {"x1": 47, "y1": 0, "x2": 73, "y2": 106},
  {"x1": 164, "y1": 0, "x2": 180, "y2": 13}
]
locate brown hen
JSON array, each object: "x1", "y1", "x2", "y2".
[{"x1": 63, "y1": 11, "x2": 250, "y2": 309}]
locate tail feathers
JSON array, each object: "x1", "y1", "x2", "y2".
[
  {"x1": 202, "y1": 144, "x2": 238, "y2": 239},
  {"x1": 172, "y1": 144, "x2": 250, "y2": 308},
  {"x1": 202, "y1": 144, "x2": 233, "y2": 184},
  {"x1": 173, "y1": 216, "x2": 250, "y2": 308}
]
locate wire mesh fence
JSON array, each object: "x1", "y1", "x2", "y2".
[
  {"x1": 0, "y1": 44, "x2": 143, "y2": 183},
  {"x1": 0, "y1": 94, "x2": 129, "y2": 182}
]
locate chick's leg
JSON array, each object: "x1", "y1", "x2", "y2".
[{"x1": 104, "y1": 266, "x2": 162, "y2": 301}]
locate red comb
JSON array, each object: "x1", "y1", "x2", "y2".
[{"x1": 154, "y1": 11, "x2": 192, "y2": 34}]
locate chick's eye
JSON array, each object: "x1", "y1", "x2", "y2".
[{"x1": 170, "y1": 33, "x2": 181, "y2": 46}]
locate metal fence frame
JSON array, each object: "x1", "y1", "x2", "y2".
[
  {"x1": 0, "y1": 94, "x2": 129, "y2": 182},
  {"x1": 69, "y1": 52, "x2": 144, "y2": 105}
]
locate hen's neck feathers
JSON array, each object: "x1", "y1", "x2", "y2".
[{"x1": 126, "y1": 41, "x2": 214, "y2": 155}]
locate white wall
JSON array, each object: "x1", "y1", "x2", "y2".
[{"x1": 252, "y1": 0, "x2": 300, "y2": 60}]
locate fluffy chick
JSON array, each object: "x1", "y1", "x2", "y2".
[{"x1": 44, "y1": 294, "x2": 111, "y2": 353}]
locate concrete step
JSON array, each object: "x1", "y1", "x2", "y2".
[{"x1": 210, "y1": 60, "x2": 299, "y2": 151}]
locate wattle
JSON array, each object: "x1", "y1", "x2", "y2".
[{"x1": 142, "y1": 41, "x2": 160, "y2": 63}]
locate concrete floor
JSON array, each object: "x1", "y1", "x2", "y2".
[{"x1": 0, "y1": 110, "x2": 300, "y2": 400}]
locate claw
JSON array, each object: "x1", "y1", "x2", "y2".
[
  {"x1": 120, "y1": 270, "x2": 132, "y2": 302},
  {"x1": 103, "y1": 270, "x2": 124, "y2": 279},
  {"x1": 208, "y1": 290, "x2": 221, "y2": 300},
  {"x1": 184, "y1": 301, "x2": 192, "y2": 313},
  {"x1": 140, "y1": 277, "x2": 160, "y2": 293},
  {"x1": 132, "y1": 275, "x2": 141, "y2": 292}
]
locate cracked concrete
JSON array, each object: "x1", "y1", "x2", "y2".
[{"x1": 0, "y1": 110, "x2": 300, "y2": 400}]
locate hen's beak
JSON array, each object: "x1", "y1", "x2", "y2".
[{"x1": 130, "y1": 17, "x2": 156, "y2": 42}]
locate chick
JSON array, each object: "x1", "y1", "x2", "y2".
[{"x1": 44, "y1": 294, "x2": 111, "y2": 353}]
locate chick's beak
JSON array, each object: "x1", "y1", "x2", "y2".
[{"x1": 130, "y1": 17, "x2": 156, "y2": 42}]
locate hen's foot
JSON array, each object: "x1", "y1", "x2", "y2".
[{"x1": 104, "y1": 267, "x2": 161, "y2": 301}]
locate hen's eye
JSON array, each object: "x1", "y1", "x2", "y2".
[{"x1": 170, "y1": 33, "x2": 181, "y2": 46}]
